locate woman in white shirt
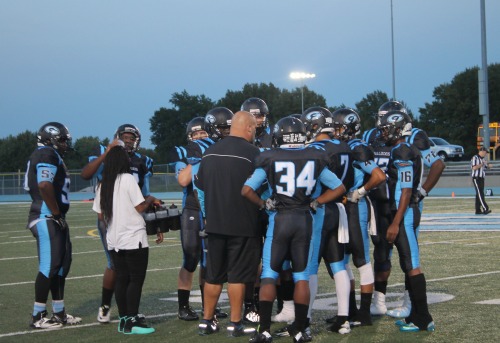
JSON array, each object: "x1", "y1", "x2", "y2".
[{"x1": 93, "y1": 146, "x2": 162, "y2": 335}]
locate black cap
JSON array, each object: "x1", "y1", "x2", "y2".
[{"x1": 479, "y1": 146, "x2": 488, "y2": 152}]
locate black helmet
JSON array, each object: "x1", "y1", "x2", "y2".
[
  {"x1": 114, "y1": 124, "x2": 141, "y2": 152},
  {"x1": 204, "y1": 107, "x2": 233, "y2": 141},
  {"x1": 272, "y1": 117, "x2": 307, "y2": 147},
  {"x1": 241, "y1": 97, "x2": 269, "y2": 135},
  {"x1": 186, "y1": 117, "x2": 207, "y2": 141},
  {"x1": 288, "y1": 114, "x2": 303, "y2": 121},
  {"x1": 331, "y1": 108, "x2": 361, "y2": 141},
  {"x1": 377, "y1": 110, "x2": 413, "y2": 144},
  {"x1": 377, "y1": 100, "x2": 407, "y2": 117},
  {"x1": 301, "y1": 106, "x2": 334, "y2": 142},
  {"x1": 37, "y1": 122, "x2": 72, "y2": 156}
]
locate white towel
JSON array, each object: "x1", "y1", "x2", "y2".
[
  {"x1": 336, "y1": 203, "x2": 349, "y2": 243},
  {"x1": 365, "y1": 196, "x2": 377, "y2": 236}
]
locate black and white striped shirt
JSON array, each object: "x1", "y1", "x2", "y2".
[{"x1": 471, "y1": 154, "x2": 488, "y2": 178}]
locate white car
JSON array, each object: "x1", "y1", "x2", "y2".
[{"x1": 429, "y1": 137, "x2": 464, "y2": 161}]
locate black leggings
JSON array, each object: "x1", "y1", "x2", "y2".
[{"x1": 110, "y1": 247, "x2": 149, "y2": 317}]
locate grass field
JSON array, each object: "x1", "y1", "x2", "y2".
[{"x1": 1, "y1": 197, "x2": 499, "y2": 343}]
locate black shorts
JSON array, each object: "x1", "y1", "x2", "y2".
[{"x1": 205, "y1": 233, "x2": 261, "y2": 284}]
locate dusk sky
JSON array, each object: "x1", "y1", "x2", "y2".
[{"x1": 1, "y1": 0, "x2": 499, "y2": 149}]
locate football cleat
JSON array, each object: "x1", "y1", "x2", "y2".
[
  {"x1": 178, "y1": 306, "x2": 199, "y2": 321},
  {"x1": 386, "y1": 290, "x2": 411, "y2": 318},
  {"x1": 51, "y1": 310, "x2": 82, "y2": 325},
  {"x1": 249, "y1": 330, "x2": 273, "y2": 343},
  {"x1": 97, "y1": 305, "x2": 111, "y2": 323},
  {"x1": 30, "y1": 310, "x2": 63, "y2": 330},
  {"x1": 370, "y1": 291, "x2": 387, "y2": 315},
  {"x1": 327, "y1": 320, "x2": 351, "y2": 335},
  {"x1": 226, "y1": 322, "x2": 256, "y2": 337},
  {"x1": 198, "y1": 318, "x2": 219, "y2": 335},
  {"x1": 243, "y1": 307, "x2": 260, "y2": 324}
]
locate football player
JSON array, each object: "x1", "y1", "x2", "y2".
[
  {"x1": 25, "y1": 122, "x2": 82, "y2": 329},
  {"x1": 241, "y1": 97, "x2": 273, "y2": 149},
  {"x1": 169, "y1": 116, "x2": 222, "y2": 321},
  {"x1": 378, "y1": 110, "x2": 435, "y2": 332},
  {"x1": 303, "y1": 107, "x2": 353, "y2": 335},
  {"x1": 80, "y1": 124, "x2": 157, "y2": 324},
  {"x1": 242, "y1": 117, "x2": 346, "y2": 343},
  {"x1": 364, "y1": 101, "x2": 445, "y2": 317},
  {"x1": 331, "y1": 108, "x2": 386, "y2": 327}
]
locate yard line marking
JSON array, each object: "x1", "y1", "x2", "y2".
[
  {"x1": 0, "y1": 266, "x2": 181, "y2": 287},
  {"x1": 475, "y1": 299, "x2": 500, "y2": 305},
  {"x1": 0, "y1": 243, "x2": 181, "y2": 261}
]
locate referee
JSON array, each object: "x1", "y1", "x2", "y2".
[
  {"x1": 195, "y1": 111, "x2": 261, "y2": 337},
  {"x1": 471, "y1": 146, "x2": 492, "y2": 215}
]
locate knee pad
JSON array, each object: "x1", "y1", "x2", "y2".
[{"x1": 358, "y1": 263, "x2": 374, "y2": 286}]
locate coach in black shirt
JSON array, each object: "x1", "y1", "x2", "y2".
[{"x1": 195, "y1": 111, "x2": 261, "y2": 335}]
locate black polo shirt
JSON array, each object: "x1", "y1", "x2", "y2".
[{"x1": 195, "y1": 136, "x2": 260, "y2": 237}]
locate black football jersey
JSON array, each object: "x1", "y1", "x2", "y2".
[
  {"x1": 254, "y1": 147, "x2": 333, "y2": 209},
  {"x1": 386, "y1": 142, "x2": 422, "y2": 209},
  {"x1": 308, "y1": 139, "x2": 354, "y2": 193},
  {"x1": 25, "y1": 146, "x2": 70, "y2": 223}
]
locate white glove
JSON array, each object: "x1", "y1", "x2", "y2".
[
  {"x1": 310, "y1": 199, "x2": 320, "y2": 213},
  {"x1": 348, "y1": 186, "x2": 367, "y2": 203},
  {"x1": 265, "y1": 198, "x2": 276, "y2": 211},
  {"x1": 417, "y1": 188, "x2": 427, "y2": 202}
]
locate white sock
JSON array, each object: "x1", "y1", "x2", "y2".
[
  {"x1": 334, "y1": 270, "x2": 350, "y2": 316},
  {"x1": 308, "y1": 274, "x2": 318, "y2": 319}
]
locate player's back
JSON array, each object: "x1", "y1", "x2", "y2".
[{"x1": 257, "y1": 147, "x2": 329, "y2": 209}]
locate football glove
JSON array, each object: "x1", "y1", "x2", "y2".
[{"x1": 47, "y1": 214, "x2": 69, "y2": 231}]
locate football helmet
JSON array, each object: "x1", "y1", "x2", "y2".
[
  {"x1": 37, "y1": 122, "x2": 72, "y2": 156},
  {"x1": 377, "y1": 100, "x2": 408, "y2": 117},
  {"x1": 288, "y1": 114, "x2": 303, "y2": 121},
  {"x1": 300, "y1": 109, "x2": 326, "y2": 143},
  {"x1": 272, "y1": 116, "x2": 307, "y2": 147},
  {"x1": 114, "y1": 124, "x2": 141, "y2": 152},
  {"x1": 241, "y1": 97, "x2": 269, "y2": 136},
  {"x1": 204, "y1": 107, "x2": 233, "y2": 141},
  {"x1": 377, "y1": 110, "x2": 413, "y2": 145},
  {"x1": 186, "y1": 117, "x2": 208, "y2": 141},
  {"x1": 331, "y1": 108, "x2": 361, "y2": 141}
]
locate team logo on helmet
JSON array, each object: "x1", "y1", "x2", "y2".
[
  {"x1": 387, "y1": 113, "x2": 404, "y2": 123},
  {"x1": 44, "y1": 125, "x2": 61, "y2": 135},
  {"x1": 344, "y1": 113, "x2": 358, "y2": 124},
  {"x1": 206, "y1": 114, "x2": 216, "y2": 124},
  {"x1": 306, "y1": 111, "x2": 322, "y2": 121},
  {"x1": 249, "y1": 109, "x2": 261, "y2": 115}
]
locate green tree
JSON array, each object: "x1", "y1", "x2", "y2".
[
  {"x1": 0, "y1": 131, "x2": 37, "y2": 172},
  {"x1": 355, "y1": 90, "x2": 390, "y2": 132},
  {"x1": 217, "y1": 83, "x2": 327, "y2": 125},
  {"x1": 418, "y1": 63, "x2": 500, "y2": 157},
  {"x1": 150, "y1": 91, "x2": 215, "y2": 162}
]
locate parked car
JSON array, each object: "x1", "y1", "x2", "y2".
[{"x1": 429, "y1": 137, "x2": 464, "y2": 161}]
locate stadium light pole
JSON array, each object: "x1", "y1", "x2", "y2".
[
  {"x1": 479, "y1": 0, "x2": 490, "y2": 156},
  {"x1": 390, "y1": 0, "x2": 396, "y2": 100},
  {"x1": 290, "y1": 72, "x2": 316, "y2": 113}
]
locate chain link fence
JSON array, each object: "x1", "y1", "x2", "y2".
[{"x1": 0, "y1": 164, "x2": 181, "y2": 196}]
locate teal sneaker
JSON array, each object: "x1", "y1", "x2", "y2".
[
  {"x1": 123, "y1": 315, "x2": 155, "y2": 335},
  {"x1": 399, "y1": 321, "x2": 435, "y2": 332},
  {"x1": 118, "y1": 316, "x2": 127, "y2": 333}
]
